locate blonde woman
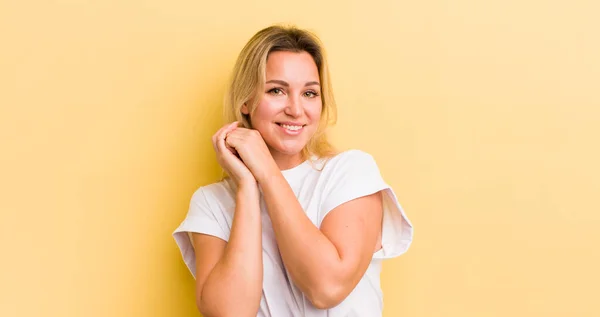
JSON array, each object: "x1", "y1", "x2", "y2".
[{"x1": 173, "y1": 25, "x2": 413, "y2": 317}]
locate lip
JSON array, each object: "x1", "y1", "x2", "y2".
[
  {"x1": 276, "y1": 122, "x2": 305, "y2": 135},
  {"x1": 277, "y1": 121, "x2": 306, "y2": 126}
]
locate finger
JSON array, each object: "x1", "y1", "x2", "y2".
[
  {"x1": 220, "y1": 122, "x2": 239, "y2": 141},
  {"x1": 224, "y1": 134, "x2": 246, "y2": 161},
  {"x1": 213, "y1": 122, "x2": 238, "y2": 152},
  {"x1": 223, "y1": 122, "x2": 240, "y2": 148},
  {"x1": 218, "y1": 131, "x2": 238, "y2": 160},
  {"x1": 225, "y1": 142, "x2": 237, "y2": 155},
  {"x1": 225, "y1": 121, "x2": 239, "y2": 135},
  {"x1": 226, "y1": 127, "x2": 259, "y2": 146},
  {"x1": 218, "y1": 122, "x2": 240, "y2": 154},
  {"x1": 226, "y1": 129, "x2": 252, "y2": 149},
  {"x1": 212, "y1": 123, "x2": 231, "y2": 151},
  {"x1": 224, "y1": 133, "x2": 237, "y2": 152}
]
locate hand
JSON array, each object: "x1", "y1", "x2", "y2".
[
  {"x1": 212, "y1": 122, "x2": 257, "y2": 189},
  {"x1": 224, "y1": 127, "x2": 278, "y2": 183}
]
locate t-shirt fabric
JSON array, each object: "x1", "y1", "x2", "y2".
[{"x1": 173, "y1": 149, "x2": 414, "y2": 317}]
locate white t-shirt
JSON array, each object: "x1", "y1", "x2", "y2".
[{"x1": 173, "y1": 149, "x2": 414, "y2": 317}]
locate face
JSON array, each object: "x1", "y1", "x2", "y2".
[{"x1": 242, "y1": 50, "x2": 322, "y2": 161}]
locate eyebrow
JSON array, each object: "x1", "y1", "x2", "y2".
[{"x1": 265, "y1": 79, "x2": 320, "y2": 87}]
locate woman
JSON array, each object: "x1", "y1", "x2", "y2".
[{"x1": 173, "y1": 24, "x2": 413, "y2": 317}]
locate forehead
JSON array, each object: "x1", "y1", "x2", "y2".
[{"x1": 265, "y1": 51, "x2": 319, "y2": 82}]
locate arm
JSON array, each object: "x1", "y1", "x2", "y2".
[
  {"x1": 259, "y1": 171, "x2": 383, "y2": 309},
  {"x1": 192, "y1": 184, "x2": 263, "y2": 317},
  {"x1": 221, "y1": 128, "x2": 383, "y2": 309},
  {"x1": 193, "y1": 122, "x2": 265, "y2": 316}
]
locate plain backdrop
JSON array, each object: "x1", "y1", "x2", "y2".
[{"x1": 1, "y1": 0, "x2": 599, "y2": 316}]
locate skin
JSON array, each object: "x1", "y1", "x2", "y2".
[
  {"x1": 240, "y1": 50, "x2": 323, "y2": 170},
  {"x1": 192, "y1": 51, "x2": 383, "y2": 316},
  {"x1": 192, "y1": 122, "x2": 262, "y2": 317}
]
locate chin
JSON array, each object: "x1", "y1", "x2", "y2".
[{"x1": 270, "y1": 141, "x2": 307, "y2": 156}]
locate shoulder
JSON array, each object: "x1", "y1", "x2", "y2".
[
  {"x1": 316, "y1": 149, "x2": 388, "y2": 221},
  {"x1": 322, "y1": 149, "x2": 378, "y2": 171},
  {"x1": 333, "y1": 148, "x2": 373, "y2": 159}
]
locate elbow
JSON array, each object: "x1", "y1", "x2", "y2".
[
  {"x1": 195, "y1": 295, "x2": 220, "y2": 317},
  {"x1": 195, "y1": 297, "x2": 212, "y2": 317},
  {"x1": 305, "y1": 280, "x2": 349, "y2": 310},
  {"x1": 196, "y1": 295, "x2": 258, "y2": 317}
]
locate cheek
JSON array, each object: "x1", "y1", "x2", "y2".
[
  {"x1": 308, "y1": 102, "x2": 323, "y2": 121},
  {"x1": 251, "y1": 100, "x2": 277, "y2": 126}
]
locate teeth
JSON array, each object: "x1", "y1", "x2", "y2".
[{"x1": 281, "y1": 124, "x2": 302, "y2": 131}]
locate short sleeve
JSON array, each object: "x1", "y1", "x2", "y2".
[
  {"x1": 172, "y1": 188, "x2": 229, "y2": 278},
  {"x1": 319, "y1": 150, "x2": 414, "y2": 259}
]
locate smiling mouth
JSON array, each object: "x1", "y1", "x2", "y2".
[{"x1": 276, "y1": 123, "x2": 305, "y2": 131}]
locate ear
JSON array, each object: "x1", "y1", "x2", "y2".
[{"x1": 241, "y1": 103, "x2": 249, "y2": 115}]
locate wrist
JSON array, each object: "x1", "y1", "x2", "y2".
[
  {"x1": 254, "y1": 161, "x2": 281, "y2": 185},
  {"x1": 237, "y1": 180, "x2": 260, "y2": 198}
]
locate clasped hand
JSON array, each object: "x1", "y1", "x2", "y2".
[{"x1": 211, "y1": 122, "x2": 277, "y2": 187}]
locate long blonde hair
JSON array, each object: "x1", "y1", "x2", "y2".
[{"x1": 223, "y1": 24, "x2": 338, "y2": 161}]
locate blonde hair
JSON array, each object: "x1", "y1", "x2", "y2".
[{"x1": 223, "y1": 24, "x2": 338, "y2": 161}]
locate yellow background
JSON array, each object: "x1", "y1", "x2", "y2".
[{"x1": 1, "y1": 0, "x2": 599, "y2": 316}]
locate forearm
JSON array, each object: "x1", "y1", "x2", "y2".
[
  {"x1": 259, "y1": 173, "x2": 349, "y2": 305},
  {"x1": 200, "y1": 184, "x2": 263, "y2": 316}
]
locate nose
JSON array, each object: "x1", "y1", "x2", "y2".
[{"x1": 284, "y1": 95, "x2": 303, "y2": 117}]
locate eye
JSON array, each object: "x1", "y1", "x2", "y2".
[
  {"x1": 268, "y1": 88, "x2": 284, "y2": 95},
  {"x1": 304, "y1": 90, "x2": 320, "y2": 98}
]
